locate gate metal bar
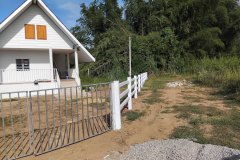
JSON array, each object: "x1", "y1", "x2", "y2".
[
  {"x1": 29, "y1": 83, "x2": 111, "y2": 155},
  {"x1": 0, "y1": 82, "x2": 112, "y2": 160},
  {"x1": 0, "y1": 91, "x2": 32, "y2": 160}
]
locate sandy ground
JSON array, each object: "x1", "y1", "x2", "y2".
[{"x1": 22, "y1": 80, "x2": 229, "y2": 160}]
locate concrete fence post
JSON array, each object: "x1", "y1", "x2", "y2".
[
  {"x1": 110, "y1": 81, "x2": 121, "y2": 130},
  {"x1": 134, "y1": 75, "x2": 138, "y2": 98},
  {"x1": 127, "y1": 77, "x2": 132, "y2": 110}
]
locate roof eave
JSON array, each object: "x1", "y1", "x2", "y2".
[
  {"x1": 0, "y1": 0, "x2": 95, "y2": 63},
  {"x1": 0, "y1": 0, "x2": 32, "y2": 32},
  {"x1": 37, "y1": 0, "x2": 95, "y2": 62}
]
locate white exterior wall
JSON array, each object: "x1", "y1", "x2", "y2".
[
  {"x1": 0, "y1": 5, "x2": 74, "y2": 49},
  {"x1": 0, "y1": 50, "x2": 50, "y2": 70},
  {"x1": 0, "y1": 3, "x2": 83, "y2": 94},
  {"x1": 0, "y1": 50, "x2": 52, "y2": 84},
  {"x1": 0, "y1": 49, "x2": 59, "y2": 94}
]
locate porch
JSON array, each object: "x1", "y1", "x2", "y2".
[
  {"x1": 0, "y1": 48, "x2": 81, "y2": 91},
  {"x1": 0, "y1": 68, "x2": 58, "y2": 84},
  {"x1": 52, "y1": 49, "x2": 80, "y2": 87}
]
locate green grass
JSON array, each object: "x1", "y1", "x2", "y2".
[
  {"x1": 146, "y1": 74, "x2": 178, "y2": 91},
  {"x1": 122, "y1": 110, "x2": 145, "y2": 121},
  {"x1": 189, "y1": 116, "x2": 205, "y2": 126},
  {"x1": 208, "y1": 109, "x2": 240, "y2": 132},
  {"x1": 170, "y1": 126, "x2": 207, "y2": 143},
  {"x1": 170, "y1": 103, "x2": 240, "y2": 149},
  {"x1": 192, "y1": 56, "x2": 240, "y2": 104},
  {"x1": 224, "y1": 99, "x2": 239, "y2": 108},
  {"x1": 142, "y1": 74, "x2": 178, "y2": 105},
  {"x1": 142, "y1": 91, "x2": 163, "y2": 105},
  {"x1": 171, "y1": 104, "x2": 224, "y2": 117},
  {"x1": 176, "y1": 112, "x2": 191, "y2": 119},
  {"x1": 183, "y1": 96, "x2": 202, "y2": 103}
]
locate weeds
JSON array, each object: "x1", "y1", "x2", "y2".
[
  {"x1": 170, "y1": 103, "x2": 240, "y2": 149},
  {"x1": 143, "y1": 74, "x2": 177, "y2": 105},
  {"x1": 176, "y1": 112, "x2": 191, "y2": 119},
  {"x1": 170, "y1": 126, "x2": 207, "y2": 143},
  {"x1": 192, "y1": 56, "x2": 240, "y2": 104},
  {"x1": 122, "y1": 110, "x2": 145, "y2": 121},
  {"x1": 146, "y1": 74, "x2": 178, "y2": 91},
  {"x1": 143, "y1": 91, "x2": 163, "y2": 105},
  {"x1": 171, "y1": 105, "x2": 224, "y2": 117},
  {"x1": 183, "y1": 96, "x2": 202, "y2": 103}
]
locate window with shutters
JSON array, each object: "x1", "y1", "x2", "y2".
[
  {"x1": 16, "y1": 59, "x2": 30, "y2": 71},
  {"x1": 25, "y1": 24, "x2": 35, "y2": 39},
  {"x1": 37, "y1": 25, "x2": 47, "y2": 40}
]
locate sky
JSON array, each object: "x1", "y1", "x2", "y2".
[{"x1": 0, "y1": 0, "x2": 124, "y2": 29}]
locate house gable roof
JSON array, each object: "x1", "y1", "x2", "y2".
[{"x1": 0, "y1": 0, "x2": 95, "y2": 62}]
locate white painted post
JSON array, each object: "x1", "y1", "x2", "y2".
[
  {"x1": 129, "y1": 36, "x2": 132, "y2": 77},
  {"x1": 141, "y1": 74, "x2": 143, "y2": 88},
  {"x1": 111, "y1": 81, "x2": 121, "y2": 130},
  {"x1": 143, "y1": 74, "x2": 145, "y2": 85},
  {"x1": 74, "y1": 48, "x2": 79, "y2": 77},
  {"x1": 67, "y1": 53, "x2": 70, "y2": 78},
  {"x1": 138, "y1": 75, "x2": 141, "y2": 92},
  {"x1": 127, "y1": 77, "x2": 132, "y2": 110},
  {"x1": 134, "y1": 76, "x2": 138, "y2": 98},
  {"x1": 49, "y1": 48, "x2": 54, "y2": 82}
]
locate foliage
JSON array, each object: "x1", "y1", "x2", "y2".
[
  {"x1": 70, "y1": 0, "x2": 240, "y2": 79},
  {"x1": 192, "y1": 56, "x2": 240, "y2": 102}
]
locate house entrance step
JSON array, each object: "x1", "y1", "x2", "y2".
[{"x1": 60, "y1": 79, "x2": 77, "y2": 87}]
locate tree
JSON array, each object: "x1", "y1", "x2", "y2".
[{"x1": 71, "y1": 0, "x2": 240, "y2": 77}]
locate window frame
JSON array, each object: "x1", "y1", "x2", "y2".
[{"x1": 16, "y1": 59, "x2": 30, "y2": 71}]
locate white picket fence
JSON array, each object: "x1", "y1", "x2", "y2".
[{"x1": 111, "y1": 72, "x2": 148, "y2": 130}]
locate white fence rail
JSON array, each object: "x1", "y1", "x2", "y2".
[{"x1": 111, "y1": 72, "x2": 148, "y2": 130}]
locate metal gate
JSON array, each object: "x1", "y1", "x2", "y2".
[
  {"x1": 0, "y1": 91, "x2": 32, "y2": 160},
  {"x1": 0, "y1": 83, "x2": 112, "y2": 160}
]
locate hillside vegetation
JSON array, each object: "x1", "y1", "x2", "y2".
[{"x1": 71, "y1": 0, "x2": 240, "y2": 101}]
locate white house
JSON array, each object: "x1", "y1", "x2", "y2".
[{"x1": 0, "y1": 0, "x2": 95, "y2": 94}]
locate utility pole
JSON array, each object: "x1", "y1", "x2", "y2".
[{"x1": 129, "y1": 36, "x2": 132, "y2": 77}]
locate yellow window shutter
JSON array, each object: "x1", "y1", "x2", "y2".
[
  {"x1": 25, "y1": 24, "x2": 35, "y2": 39},
  {"x1": 37, "y1": 25, "x2": 47, "y2": 40}
]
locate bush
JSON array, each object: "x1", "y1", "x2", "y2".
[{"x1": 192, "y1": 56, "x2": 240, "y2": 102}]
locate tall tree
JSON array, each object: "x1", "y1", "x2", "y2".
[{"x1": 72, "y1": 0, "x2": 240, "y2": 77}]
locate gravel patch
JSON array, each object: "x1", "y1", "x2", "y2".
[
  {"x1": 107, "y1": 139, "x2": 240, "y2": 160},
  {"x1": 166, "y1": 80, "x2": 192, "y2": 88}
]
